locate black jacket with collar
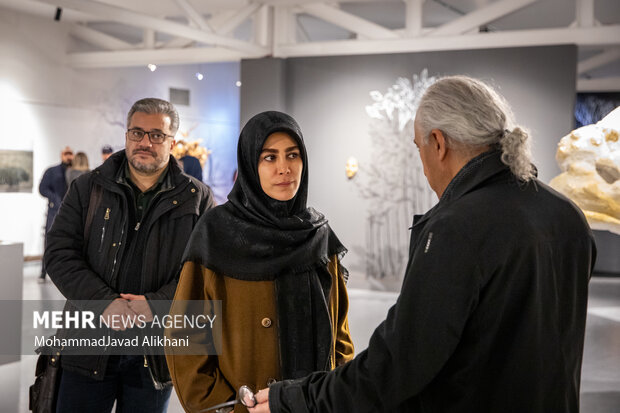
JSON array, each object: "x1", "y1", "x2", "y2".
[
  {"x1": 44, "y1": 150, "x2": 215, "y2": 386},
  {"x1": 268, "y1": 150, "x2": 596, "y2": 413}
]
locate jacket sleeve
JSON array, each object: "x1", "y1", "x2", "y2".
[
  {"x1": 38, "y1": 167, "x2": 58, "y2": 204},
  {"x1": 165, "y1": 261, "x2": 236, "y2": 413},
  {"x1": 44, "y1": 176, "x2": 120, "y2": 308},
  {"x1": 144, "y1": 184, "x2": 216, "y2": 303},
  {"x1": 330, "y1": 257, "x2": 354, "y2": 367},
  {"x1": 269, "y1": 220, "x2": 482, "y2": 412}
]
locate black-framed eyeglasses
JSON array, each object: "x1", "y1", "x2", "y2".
[{"x1": 126, "y1": 129, "x2": 173, "y2": 144}]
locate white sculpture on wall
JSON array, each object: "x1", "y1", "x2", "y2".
[
  {"x1": 550, "y1": 107, "x2": 620, "y2": 235},
  {"x1": 356, "y1": 70, "x2": 437, "y2": 290}
]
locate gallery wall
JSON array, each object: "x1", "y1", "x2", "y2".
[
  {"x1": 240, "y1": 46, "x2": 577, "y2": 288},
  {"x1": 0, "y1": 10, "x2": 241, "y2": 256}
]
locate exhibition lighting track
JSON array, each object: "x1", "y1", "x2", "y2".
[{"x1": 1, "y1": 0, "x2": 619, "y2": 91}]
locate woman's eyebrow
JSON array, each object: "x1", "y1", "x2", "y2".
[{"x1": 260, "y1": 146, "x2": 299, "y2": 153}]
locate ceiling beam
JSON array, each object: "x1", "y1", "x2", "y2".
[
  {"x1": 577, "y1": 76, "x2": 620, "y2": 92},
  {"x1": 274, "y1": 25, "x2": 620, "y2": 57},
  {"x1": 207, "y1": 10, "x2": 239, "y2": 30},
  {"x1": 429, "y1": 0, "x2": 538, "y2": 36},
  {"x1": 214, "y1": 3, "x2": 262, "y2": 35},
  {"x1": 253, "y1": 5, "x2": 272, "y2": 47},
  {"x1": 158, "y1": 37, "x2": 195, "y2": 49},
  {"x1": 578, "y1": 48, "x2": 620, "y2": 74},
  {"x1": 70, "y1": 24, "x2": 135, "y2": 50},
  {"x1": 67, "y1": 47, "x2": 259, "y2": 68},
  {"x1": 273, "y1": 5, "x2": 297, "y2": 46},
  {"x1": 33, "y1": 0, "x2": 267, "y2": 55},
  {"x1": 0, "y1": 0, "x2": 96, "y2": 22},
  {"x1": 300, "y1": 3, "x2": 399, "y2": 40},
  {"x1": 261, "y1": 0, "x2": 402, "y2": 4},
  {"x1": 405, "y1": 0, "x2": 424, "y2": 37},
  {"x1": 172, "y1": 0, "x2": 213, "y2": 32},
  {"x1": 576, "y1": 0, "x2": 595, "y2": 28},
  {"x1": 143, "y1": 28, "x2": 155, "y2": 49}
]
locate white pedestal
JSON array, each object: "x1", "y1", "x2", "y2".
[{"x1": 0, "y1": 242, "x2": 23, "y2": 365}]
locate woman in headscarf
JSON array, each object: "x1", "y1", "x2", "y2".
[{"x1": 165, "y1": 111, "x2": 354, "y2": 413}]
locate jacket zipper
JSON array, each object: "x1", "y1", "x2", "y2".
[
  {"x1": 98, "y1": 208, "x2": 111, "y2": 253},
  {"x1": 109, "y1": 225, "x2": 124, "y2": 283},
  {"x1": 137, "y1": 186, "x2": 180, "y2": 292}
]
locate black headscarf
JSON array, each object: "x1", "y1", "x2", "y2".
[{"x1": 182, "y1": 111, "x2": 347, "y2": 379}]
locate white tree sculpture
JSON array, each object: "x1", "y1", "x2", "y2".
[{"x1": 357, "y1": 70, "x2": 437, "y2": 290}]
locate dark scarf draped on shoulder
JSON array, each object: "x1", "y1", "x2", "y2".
[{"x1": 183, "y1": 111, "x2": 347, "y2": 380}]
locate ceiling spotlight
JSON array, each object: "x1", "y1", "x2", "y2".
[
  {"x1": 196, "y1": 72, "x2": 204, "y2": 80},
  {"x1": 147, "y1": 64, "x2": 157, "y2": 72},
  {"x1": 235, "y1": 81, "x2": 242, "y2": 87}
]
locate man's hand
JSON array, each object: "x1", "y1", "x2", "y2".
[
  {"x1": 120, "y1": 293, "x2": 154, "y2": 322},
  {"x1": 248, "y1": 388, "x2": 270, "y2": 413},
  {"x1": 101, "y1": 298, "x2": 139, "y2": 331}
]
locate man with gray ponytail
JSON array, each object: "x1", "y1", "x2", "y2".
[{"x1": 250, "y1": 76, "x2": 596, "y2": 413}]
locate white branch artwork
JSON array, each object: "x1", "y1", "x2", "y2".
[{"x1": 355, "y1": 70, "x2": 437, "y2": 290}]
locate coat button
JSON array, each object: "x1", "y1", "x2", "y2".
[
  {"x1": 191, "y1": 188, "x2": 196, "y2": 193},
  {"x1": 261, "y1": 318, "x2": 272, "y2": 328},
  {"x1": 267, "y1": 378, "x2": 276, "y2": 386},
  {"x1": 93, "y1": 370, "x2": 98, "y2": 375},
  {"x1": 172, "y1": 200, "x2": 178, "y2": 205},
  {"x1": 112, "y1": 243, "x2": 117, "y2": 247}
]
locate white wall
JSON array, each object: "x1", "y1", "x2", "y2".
[{"x1": 0, "y1": 9, "x2": 240, "y2": 256}]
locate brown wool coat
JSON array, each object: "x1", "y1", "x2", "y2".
[{"x1": 165, "y1": 255, "x2": 355, "y2": 413}]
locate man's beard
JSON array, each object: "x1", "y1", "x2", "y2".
[{"x1": 129, "y1": 153, "x2": 165, "y2": 174}]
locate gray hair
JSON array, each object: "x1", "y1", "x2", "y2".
[
  {"x1": 416, "y1": 76, "x2": 534, "y2": 182},
  {"x1": 126, "y1": 98, "x2": 180, "y2": 135}
]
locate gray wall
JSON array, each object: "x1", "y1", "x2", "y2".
[{"x1": 240, "y1": 46, "x2": 577, "y2": 287}]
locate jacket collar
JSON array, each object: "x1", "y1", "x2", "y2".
[
  {"x1": 413, "y1": 150, "x2": 510, "y2": 228},
  {"x1": 439, "y1": 149, "x2": 507, "y2": 204}
]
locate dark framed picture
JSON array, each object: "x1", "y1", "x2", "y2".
[{"x1": 0, "y1": 150, "x2": 33, "y2": 193}]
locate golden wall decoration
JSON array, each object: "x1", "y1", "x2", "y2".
[
  {"x1": 345, "y1": 157, "x2": 358, "y2": 179},
  {"x1": 171, "y1": 126, "x2": 211, "y2": 167}
]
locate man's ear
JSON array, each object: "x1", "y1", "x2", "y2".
[
  {"x1": 431, "y1": 129, "x2": 448, "y2": 161},
  {"x1": 170, "y1": 139, "x2": 176, "y2": 151}
]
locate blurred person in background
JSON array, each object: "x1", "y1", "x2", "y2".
[
  {"x1": 65, "y1": 151, "x2": 90, "y2": 186},
  {"x1": 38, "y1": 145, "x2": 73, "y2": 283}
]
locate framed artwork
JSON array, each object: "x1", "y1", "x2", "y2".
[{"x1": 0, "y1": 150, "x2": 33, "y2": 193}]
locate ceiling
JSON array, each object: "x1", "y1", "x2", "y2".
[{"x1": 1, "y1": 0, "x2": 619, "y2": 91}]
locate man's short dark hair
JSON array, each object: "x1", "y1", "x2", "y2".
[
  {"x1": 126, "y1": 98, "x2": 180, "y2": 135},
  {"x1": 101, "y1": 145, "x2": 113, "y2": 154}
]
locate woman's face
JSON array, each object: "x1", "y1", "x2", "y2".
[{"x1": 258, "y1": 132, "x2": 303, "y2": 201}]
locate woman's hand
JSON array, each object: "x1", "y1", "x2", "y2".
[{"x1": 248, "y1": 388, "x2": 270, "y2": 413}]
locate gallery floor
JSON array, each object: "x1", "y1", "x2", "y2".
[{"x1": 0, "y1": 262, "x2": 618, "y2": 412}]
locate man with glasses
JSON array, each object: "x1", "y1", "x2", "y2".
[
  {"x1": 44, "y1": 98, "x2": 215, "y2": 412},
  {"x1": 38, "y1": 145, "x2": 73, "y2": 283}
]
